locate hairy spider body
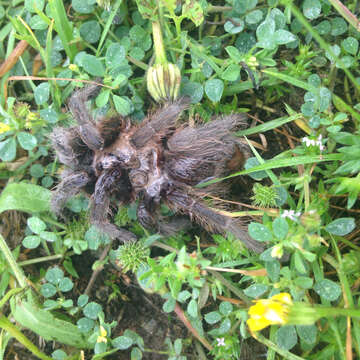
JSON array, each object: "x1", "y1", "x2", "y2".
[{"x1": 51, "y1": 84, "x2": 264, "y2": 253}]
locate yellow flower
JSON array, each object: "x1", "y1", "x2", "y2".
[
  {"x1": 247, "y1": 293, "x2": 293, "y2": 332},
  {"x1": 96, "y1": 326, "x2": 108, "y2": 343},
  {"x1": 0, "y1": 123, "x2": 11, "y2": 134}
]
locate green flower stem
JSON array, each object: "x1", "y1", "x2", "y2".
[
  {"x1": 328, "y1": 0, "x2": 360, "y2": 31},
  {"x1": 0, "y1": 314, "x2": 52, "y2": 360},
  {"x1": 152, "y1": 21, "x2": 167, "y2": 65},
  {"x1": 0, "y1": 233, "x2": 26, "y2": 288},
  {"x1": 289, "y1": 303, "x2": 360, "y2": 324},
  {"x1": 253, "y1": 332, "x2": 306, "y2": 360},
  {"x1": 18, "y1": 253, "x2": 67, "y2": 267}
]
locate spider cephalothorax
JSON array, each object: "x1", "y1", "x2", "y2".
[{"x1": 51, "y1": 84, "x2": 264, "y2": 253}]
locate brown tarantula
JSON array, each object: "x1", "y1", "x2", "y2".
[{"x1": 51, "y1": 84, "x2": 264, "y2": 253}]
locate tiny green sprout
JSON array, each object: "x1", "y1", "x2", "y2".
[
  {"x1": 14, "y1": 102, "x2": 31, "y2": 118},
  {"x1": 251, "y1": 183, "x2": 279, "y2": 208},
  {"x1": 116, "y1": 241, "x2": 150, "y2": 273}
]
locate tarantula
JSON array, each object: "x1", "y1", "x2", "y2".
[{"x1": 50, "y1": 83, "x2": 264, "y2": 253}]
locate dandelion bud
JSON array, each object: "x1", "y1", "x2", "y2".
[{"x1": 147, "y1": 63, "x2": 181, "y2": 102}]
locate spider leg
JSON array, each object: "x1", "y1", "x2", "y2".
[
  {"x1": 131, "y1": 98, "x2": 189, "y2": 148},
  {"x1": 137, "y1": 194, "x2": 157, "y2": 230},
  {"x1": 91, "y1": 169, "x2": 136, "y2": 242},
  {"x1": 51, "y1": 127, "x2": 94, "y2": 172},
  {"x1": 51, "y1": 171, "x2": 91, "y2": 216},
  {"x1": 166, "y1": 190, "x2": 264, "y2": 253},
  {"x1": 68, "y1": 83, "x2": 104, "y2": 150}
]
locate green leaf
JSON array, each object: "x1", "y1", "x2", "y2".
[
  {"x1": 293, "y1": 252, "x2": 307, "y2": 274},
  {"x1": 40, "y1": 108, "x2": 58, "y2": 123},
  {"x1": 303, "y1": 0, "x2": 321, "y2": 20},
  {"x1": 204, "y1": 311, "x2": 221, "y2": 324},
  {"x1": 187, "y1": 299, "x2": 198, "y2": 318},
  {"x1": 294, "y1": 276, "x2": 313, "y2": 289},
  {"x1": 204, "y1": 79, "x2": 224, "y2": 102},
  {"x1": 41, "y1": 283, "x2": 57, "y2": 298},
  {"x1": 39, "y1": 230, "x2": 57, "y2": 242},
  {"x1": 219, "y1": 301, "x2": 233, "y2": 316},
  {"x1": 244, "y1": 157, "x2": 268, "y2": 180},
  {"x1": 342, "y1": 37, "x2": 359, "y2": 55},
  {"x1": 272, "y1": 217, "x2": 288, "y2": 240},
  {"x1": 0, "y1": 137, "x2": 16, "y2": 161},
  {"x1": 181, "y1": 81, "x2": 203, "y2": 103},
  {"x1": 221, "y1": 64, "x2": 240, "y2": 81},
  {"x1": 224, "y1": 18, "x2": 244, "y2": 34},
  {"x1": 113, "y1": 95, "x2": 133, "y2": 116},
  {"x1": 265, "y1": 260, "x2": 280, "y2": 282},
  {"x1": 163, "y1": 297, "x2": 176, "y2": 313},
  {"x1": 79, "y1": 20, "x2": 101, "y2": 43},
  {"x1": 0, "y1": 183, "x2": 51, "y2": 214},
  {"x1": 218, "y1": 318, "x2": 231, "y2": 334},
  {"x1": 331, "y1": 17, "x2": 347, "y2": 36},
  {"x1": 129, "y1": 46, "x2": 145, "y2": 60},
  {"x1": 296, "y1": 325, "x2": 317, "y2": 344},
  {"x1": 77, "y1": 317, "x2": 94, "y2": 333},
  {"x1": 22, "y1": 235, "x2": 41, "y2": 249},
  {"x1": 52, "y1": 349, "x2": 68, "y2": 360},
  {"x1": 81, "y1": 54, "x2": 105, "y2": 76},
  {"x1": 274, "y1": 30, "x2": 297, "y2": 45},
  {"x1": 308, "y1": 74, "x2": 321, "y2": 88},
  {"x1": 131, "y1": 347, "x2": 143, "y2": 360},
  {"x1": 276, "y1": 325, "x2": 297, "y2": 350},
  {"x1": 112, "y1": 336, "x2": 133, "y2": 350},
  {"x1": 315, "y1": 20, "x2": 330, "y2": 35},
  {"x1": 244, "y1": 284, "x2": 268, "y2": 298},
  {"x1": 30, "y1": 163, "x2": 44, "y2": 178},
  {"x1": 25, "y1": 0, "x2": 45, "y2": 12},
  {"x1": 106, "y1": 43, "x2": 126, "y2": 67},
  {"x1": 59, "y1": 278, "x2": 74, "y2": 292},
  {"x1": 27, "y1": 216, "x2": 46, "y2": 234},
  {"x1": 256, "y1": 19, "x2": 276, "y2": 49},
  {"x1": 46, "y1": 267, "x2": 64, "y2": 285},
  {"x1": 129, "y1": 25, "x2": 147, "y2": 43},
  {"x1": 34, "y1": 82, "x2": 50, "y2": 105},
  {"x1": 174, "y1": 338, "x2": 182, "y2": 355},
  {"x1": 10, "y1": 293, "x2": 91, "y2": 348},
  {"x1": 72, "y1": 0, "x2": 94, "y2": 14},
  {"x1": 29, "y1": 14, "x2": 48, "y2": 30},
  {"x1": 314, "y1": 279, "x2": 341, "y2": 301},
  {"x1": 325, "y1": 217, "x2": 355, "y2": 236},
  {"x1": 78, "y1": 294, "x2": 89, "y2": 307},
  {"x1": 225, "y1": 46, "x2": 241, "y2": 62},
  {"x1": 245, "y1": 9, "x2": 263, "y2": 24},
  {"x1": 17, "y1": 132, "x2": 37, "y2": 150},
  {"x1": 248, "y1": 222, "x2": 273, "y2": 242},
  {"x1": 83, "y1": 302, "x2": 102, "y2": 320}
]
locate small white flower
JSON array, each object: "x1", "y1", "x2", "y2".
[
  {"x1": 281, "y1": 210, "x2": 301, "y2": 221},
  {"x1": 216, "y1": 337, "x2": 226, "y2": 347},
  {"x1": 302, "y1": 135, "x2": 325, "y2": 152}
]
